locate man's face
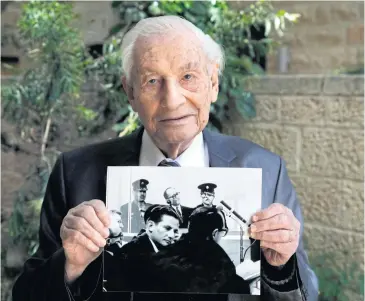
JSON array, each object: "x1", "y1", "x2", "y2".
[
  {"x1": 123, "y1": 31, "x2": 219, "y2": 147},
  {"x1": 148, "y1": 215, "x2": 180, "y2": 246},
  {"x1": 109, "y1": 214, "x2": 123, "y2": 237},
  {"x1": 201, "y1": 192, "x2": 215, "y2": 207},
  {"x1": 133, "y1": 189, "x2": 147, "y2": 202},
  {"x1": 165, "y1": 188, "x2": 180, "y2": 206}
]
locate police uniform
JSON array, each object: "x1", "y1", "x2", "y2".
[
  {"x1": 195, "y1": 183, "x2": 217, "y2": 209},
  {"x1": 120, "y1": 179, "x2": 152, "y2": 233}
]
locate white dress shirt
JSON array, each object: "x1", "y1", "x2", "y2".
[{"x1": 139, "y1": 130, "x2": 209, "y2": 167}]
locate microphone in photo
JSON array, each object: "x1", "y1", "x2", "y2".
[{"x1": 220, "y1": 200, "x2": 247, "y2": 224}]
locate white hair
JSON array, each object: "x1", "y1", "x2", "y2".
[{"x1": 121, "y1": 15, "x2": 225, "y2": 84}]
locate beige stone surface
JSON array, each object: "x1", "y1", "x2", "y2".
[
  {"x1": 301, "y1": 128, "x2": 364, "y2": 181},
  {"x1": 326, "y1": 97, "x2": 364, "y2": 128},
  {"x1": 279, "y1": 96, "x2": 326, "y2": 125},
  {"x1": 292, "y1": 176, "x2": 364, "y2": 232}
]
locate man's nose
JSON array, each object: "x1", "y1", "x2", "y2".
[
  {"x1": 167, "y1": 230, "x2": 175, "y2": 238},
  {"x1": 161, "y1": 79, "x2": 185, "y2": 109}
]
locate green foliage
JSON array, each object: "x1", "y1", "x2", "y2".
[
  {"x1": 99, "y1": 0, "x2": 299, "y2": 134},
  {"x1": 309, "y1": 252, "x2": 364, "y2": 301},
  {"x1": 2, "y1": 0, "x2": 88, "y2": 255},
  {"x1": 1, "y1": 0, "x2": 89, "y2": 142}
]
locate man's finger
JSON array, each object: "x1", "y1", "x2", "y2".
[
  {"x1": 73, "y1": 206, "x2": 109, "y2": 238},
  {"x1": 65, "y1": 216, "x2": 107, "y2": 248},
  {"x1": 250, "y1": 213, "x2": 292, "y2": 232},
  {"x1": 85, "y1": 199, "x2": 110, "y2": 227},
  {"x1": 260, "y1": 240, "x2": 295, "y2": 255},
  {"x1": 64, "y1": 227, "x2": 100, "y2": 253},
  {"x1": 252, "y1": 203, "x2": 286, "y2": 222},
  {"x1": 250, "y1": 229, "x2": 296, "y2": 243}
]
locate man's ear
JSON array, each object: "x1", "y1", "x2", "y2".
[
  {"x1": 212, "y1": 229, "x2": 219, "y2": 240},
  {"x1": 210, "y1": 64, "x2": 219, "y2": 104},
  {"x1": 122, "y1": 76, "x2": 137, "y2": 110},
  {"x1": 146, "y1": 220, "x2": 154, "y2": 233}
]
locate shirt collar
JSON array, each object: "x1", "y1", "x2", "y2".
[
  {"x1": 139, "y1": 130, "x2": 209, "y2": 167},
  {"x1": 148, "y1": 236, "x2": 159, "y2": 253}
]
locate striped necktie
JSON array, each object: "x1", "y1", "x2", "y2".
[{"x1": 158, "y1": 159, "x2": 181, "y2": 167}]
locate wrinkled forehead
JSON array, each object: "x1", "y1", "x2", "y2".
[{"x1": 133, "y1": 33, "x2": 207, "y2": 76}]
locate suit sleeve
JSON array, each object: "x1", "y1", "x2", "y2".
[{"x1": 262, "y1": 157, "x2": 319, "y2": 301}]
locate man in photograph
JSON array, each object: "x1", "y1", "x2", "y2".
[
  {"x1": 140, "y1": 206, "x2": 251, "y2": 294},
  {"x1": 120, "y1": 178, "x2": 152, "y2": 233},
  {"x1": 103, "y1": 210, "x2": 127, "y2": 291},
  {"x1": 105, "y1": 210, "x2": 127, "y2": 253},
  {"x1": 13, "y1": 15, "x2": 318, "y2": 301},
  {"x1": 196, "y1": 183, "x2": 217, "y2": 208},
  {"x1": 104, "y1": 205, "x2": 181, "y2": 291},
  {"x1": 163, "y1": 187, "x2": 194, "y2": 228}
]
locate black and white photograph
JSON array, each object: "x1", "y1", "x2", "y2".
[{"x1": 103, "y1": 166, "x2": 262, "y2": 295}]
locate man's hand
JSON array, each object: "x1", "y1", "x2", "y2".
[
  {"x1": 249, "y1": 203, "x2": 300, "y2": 266},
  {"x1": 60, "y1": 199, "x2": 110, "y2": 283}
]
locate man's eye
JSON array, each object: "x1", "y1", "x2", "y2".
[
  {"x1": 148, "y1": 79, "x2": 157, "y2": 84},
  {"x1": 183, "y1": 74, "x2": 192, "y2": 80}
]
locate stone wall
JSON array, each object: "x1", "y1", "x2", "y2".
[
  {"x1": 229, "y1": 1, "x2": 364, "y2": 74},
  {"x1": 225, "y1": 75, "x2": 364, "y2": 299}
]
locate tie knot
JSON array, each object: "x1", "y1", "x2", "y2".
[{"x1": 158, "y1": 159, "x2": 181, "y2": 167}]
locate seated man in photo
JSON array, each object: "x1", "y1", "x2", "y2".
[
  {"x1": 140, "y1": 206, "x2": 251, "y2": 294},
  {"x1": 104, "y1": 205, "x2": 182, "y2": 292}
]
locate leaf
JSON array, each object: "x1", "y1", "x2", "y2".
[
  {"x1": 190, "y1": 1, "x2": 208, "y2": 16},
  {"x1": 234, "y1": 92, "x2": 256, "y2": 118}
]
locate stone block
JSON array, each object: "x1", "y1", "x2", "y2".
[
  {"x1": 301, "y1": 128, "x2": 364, "y2": 181},
  {"x1": 279, "y1": 96, "x2": 326, "y2": 125},
  {"x1": 346, "y1": 24, "x2": 364, "y2": 45},
  {"x1": 292, "y1": 176, "x2": 364, "y2": 232},
  {"x1": 330, "y1": 2, "x2": 362, "y2": 21},
  {"x1": 235, "y1": 124, "x2": 299, "y2": 172},
  {"x1": 326, "y1": 96, "x2": 364, "y2": 128},
  {"x1": 245, "y1": 76, "x2": 323, "y2": 95},
  {"x1": 294, "y1": 27, "x2": 345, "y2": 48},
  {"x1": 323, "y1": 76, "x2": 364, "y2": 96},
  {"x1": 229, "y1": 96, "x2": 279, "y2": 123}
]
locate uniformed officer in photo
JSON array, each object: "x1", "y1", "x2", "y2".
[
  {"x1": 120, "y1": 179, "x2": 152, "y2": 233},
  {"x1": 197, "y1": 183, "x2": 217, "y2": 208}
]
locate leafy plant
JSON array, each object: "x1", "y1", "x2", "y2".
[
  {"x1": 2, "y1": 0, "x2": 90, "y2": 255},
  {"x1": 89, "y1": 0, "x2": 300, "y2": 135}
]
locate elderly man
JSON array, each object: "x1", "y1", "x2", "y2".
[
  {"x1": 12, "y1": 15, "x2": 318, "y2": 301},
  {"x1": 163, "y1": 187, "x2": 194, "y2": 228}
]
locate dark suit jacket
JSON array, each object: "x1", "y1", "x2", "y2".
[
  {"x1": 140, "y1": 234, "x2": 251, "y2": 295},
  {"x1": 103, "y1": 233, "x2": 155, "y2": 292},
  {"x1": 172, "y1": 205, "x2": 194, "y2": 228},
  {"x1": 12, "y1": 127, "x2": 318, "y2": 301}
]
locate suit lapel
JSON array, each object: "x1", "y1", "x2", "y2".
[{"x1": 203, "y1": 129, "x2": 236, "y2": 167}]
